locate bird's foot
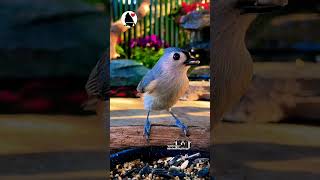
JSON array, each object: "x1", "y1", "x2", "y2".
[
  {"x1": 143, "y1": 117, "x2": 151, "y2": 142},
  {"x1": 170, "y1": 111, "x2": 189, "y2": 136},
  {"x1": 175, "y1": 119, "x2": 188, "y2": 136}
]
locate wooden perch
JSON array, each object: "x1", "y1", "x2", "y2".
[{"x1": 110, "y1": 125, "x2": 210, "y2": 150}]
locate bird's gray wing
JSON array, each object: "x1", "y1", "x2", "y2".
[{"x1": 137, "y1": 66, "x2": 161, "y2": 93}]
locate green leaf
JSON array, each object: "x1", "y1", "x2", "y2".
[{"x1": 116, "y1": 45, "x2": 127, "y2": 58}]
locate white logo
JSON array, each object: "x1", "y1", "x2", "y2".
[
  {"x1": 121, "y1": 11, "x2": 137, "y2": 28},
  {"x1": 167, "y1": 140, "x2": 191, "y2": 150}
]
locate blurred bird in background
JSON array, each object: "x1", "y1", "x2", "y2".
[
  {"x1": 84, "y1": 52, "x2": 109, "y2": 119},
  {"x1": 137, "y1": 47, "x2": 200, "y2": 141},
  {"x1": 212, "y1": 0, "x2": 288, "y2": 127}
]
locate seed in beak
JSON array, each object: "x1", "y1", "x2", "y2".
[{"x1": 184, "y1": 59, "x2": 200, "y2": 65}]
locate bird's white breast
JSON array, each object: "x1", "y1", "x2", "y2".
[{"x1": 143, "y1": 74, "x2": 189, "y2": 111}]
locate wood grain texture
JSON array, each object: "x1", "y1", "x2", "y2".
[{"x1": 110, "y1": 125, "x2": 209, "y2": 150}]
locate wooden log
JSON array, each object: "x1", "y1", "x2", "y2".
[{"x1": 110, "y1": 125, "x2": 209, "y2": 150}]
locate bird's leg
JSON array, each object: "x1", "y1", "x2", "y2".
[
  {"x1": 144, "y1": 110, "x2": 151, "y2": 142},
  {"x1": 169, "y1": 110, "x2": 188, "y2": 136}
]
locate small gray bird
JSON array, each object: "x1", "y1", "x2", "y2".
[{"x1": 137, "y1": 47, "x2": 200, "y2": 141}]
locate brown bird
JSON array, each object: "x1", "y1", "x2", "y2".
[
  {"x1": 211, "y1": 0, "x2": 287, "y2": 177},
  {"x1": 211, "y1": 0, "x2": 288, "y2": 126}
]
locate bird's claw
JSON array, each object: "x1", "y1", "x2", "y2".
[
  {"x1": 183, "y1": 128, "x2": 188, "y2": 136},
  {"x1": 144, "y1": 134, "x2": 150, "y2": 143},
  {"x1": 181, "y1": 125, "x2": 188, "y2": 137},
  {"x1": 174, "y1": 117, "x2": 188, "y2": 137},
  {"x1": 144, "y1": 118, "x2": 151, "y2": 143},
  {"x1": 144, "y1": 128, "x2": 150, "y2": 143},
  {"x1": 169, "y1": 111, "x2": 189, "y2": 137}
]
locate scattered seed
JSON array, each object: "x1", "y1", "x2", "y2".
[
  {"x1": 180, "y1": 160, "x2": 189, "y2": 170},
  {"x1": 111, "y1": 153, "x2": 209, "y2": 179}
]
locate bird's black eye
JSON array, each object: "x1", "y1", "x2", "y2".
[{"x1": 173, "y1": 53, "x2": 180, "y2": 60}]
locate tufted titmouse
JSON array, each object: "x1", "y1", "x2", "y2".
[{"x1": 137, "y1": 47, "x2": 200, "y2": 141}]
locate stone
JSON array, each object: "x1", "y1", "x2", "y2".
[
  {"x1": 179, "y1": 10, "x2": 210, "y2": 30},
  {"x1": 180, "y1": 11, "x2": 210, "y2": 65},
  {"x1": 110, "y1": 60, "x2": 149, "y2": 87},
  {"x1": 189, "y1": 66, "x2": 210, "y2": 80}
]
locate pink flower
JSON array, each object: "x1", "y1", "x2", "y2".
[
  {"x1": 150, "y1": 34, "x2": 158, "y2": 42},
  {"x1": 125, "y1": 34, "x2": 168, "y2": 49}
]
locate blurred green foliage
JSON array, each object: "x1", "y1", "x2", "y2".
[
  {"x1": 131, "y1": 47, "x2": 164, "y2": 68},
  {"x1": 116, "y1": 45, "x2": 128, "y2": 59},
  {"x1": 116, "y1": 45, "x2": 164, "y2": 68}
]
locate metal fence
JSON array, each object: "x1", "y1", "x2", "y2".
[{"x1": 111, "y1": 0, "x2": 209, "y2": 50}]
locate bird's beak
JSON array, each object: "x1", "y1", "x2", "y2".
[
  {"x1": 182, "y1": 49, "x2": 200, "y2": 66},
  {"x1": 184, "y1": 57, "x2": 200, "y2": 66}
]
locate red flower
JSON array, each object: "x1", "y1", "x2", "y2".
[
  {"x1": 116, "y1": 92, "x2": 127, "y2": 97},
  {"x1": 181, "y1": 2, "x2": 210, "y2": 14},
  {"x1": 182, "y1": 2, "x2": 197, "y2": 14},
  {"x1": 200, "y1": 2, "x2": 210, "y2": 10},
  {"x1": 64, "y1": 91, "x2": 87, "y2": 104},
  {"x1": 0, "y1": 90, "x2": 20, "y2": 103},
  {"x1": 117, "y1": 37, "x2": 122, "y2": 44},
  {"x1": 21, "y1": 97, "x2": 52, "y2": 112},
  {"x1": 110, "y1": 90, "x2": 117, "y2": 94}
]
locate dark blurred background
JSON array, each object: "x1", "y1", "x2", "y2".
[
  {"x1": 2, "y1": 0, "x2": 320, "y2": 179},
  {"x1": 0, "y1": 0, "x2": 108, "y2": 179},
  {"x1": 0, "y1": 0, "x2": 107, "y2": 114},
  {"x1": 215, "y1": 1, "x2": 320, "y2": 179},
  {"x1": 247, "y1": 0, "x2": 320, "y2": 63},
  {"x1": 225, "y1": 0, "x2": 320, "y2": 123}
]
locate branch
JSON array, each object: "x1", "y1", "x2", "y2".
[{"x1": 110, "y1": 125, "x2": 210, "y2": 150}]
